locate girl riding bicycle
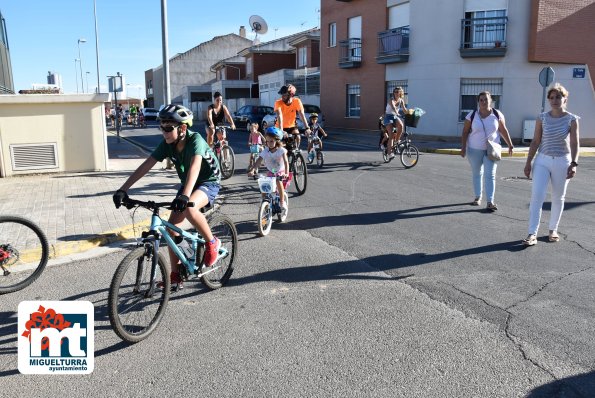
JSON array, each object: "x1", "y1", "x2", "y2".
[
  {"x1": 247, "y1": 127, "x2": 289, "y2": 217},
  {"x1": 248, "y1": 122, "x2": 265, "y2": 170}
]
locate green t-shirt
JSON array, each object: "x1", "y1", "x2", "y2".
[{"x1": 151, "y1": 131, "x2": 220, "y2": 187}]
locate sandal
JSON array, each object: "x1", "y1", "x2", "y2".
[
  {"x1": 471, "y1": 197, "x2": 481, "y2": 206},
  {"x1": 522, "y1": 234, "x2": 537, "y2": 246},
  {"x1": 487, "y1": 202, "x2": 498, "y2": 212},
  {"x1": 548, "y1": 232, "x2": 560, "y2": 242}
]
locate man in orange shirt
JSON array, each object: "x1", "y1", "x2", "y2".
[{"x1": 274, "y1": 84, "x2": 311, "y2": 149}]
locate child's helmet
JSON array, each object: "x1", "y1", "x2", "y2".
[
  {"x1": 158, "y1": 104, "x2": 193, "y2": 127},
  {"x1": 265, "y1": 126, "x2": 283, "y2": 140},
  {"x1": 309, "y1": 112, "x2": 318, "y2": 120}
]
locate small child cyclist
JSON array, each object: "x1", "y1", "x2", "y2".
[
  {"x1": 306, "y1": 113, "x2": 328, "y2": 161},
  {"x1": 247, "y1": 122, "x2": 265, "y2": 170},
  {"x1": 247, "y1": 126, "x2": 289, "y2": 216}
]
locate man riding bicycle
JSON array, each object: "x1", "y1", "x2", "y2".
[
  {"x1": 113, "y1": 104, "x2": 222, "y2": 290},
  {"x1": 274, "y1": 84, "x2": 311, "y2": 149}
]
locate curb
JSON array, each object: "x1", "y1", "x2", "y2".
[{"x1": 47, "y1": 203, "x2": 221, "y2": 260}]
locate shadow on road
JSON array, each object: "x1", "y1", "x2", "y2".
[{"x1": 525, "y1": 370, "x2": 595, "y2": 397}]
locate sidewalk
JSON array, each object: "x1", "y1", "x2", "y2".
[
  {"x1": 0, "y1": 134, "x2": 181, "y2": 264},
  {"x1": 325, "y1": 128, "x2": 595, "y2": 157},
  {"x1": 1, "y1": 128, "x2": 593, "y2": 264}
]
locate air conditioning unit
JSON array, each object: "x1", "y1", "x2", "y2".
[{"x1": 522, "y1": 120, "x2": 536, "y2": 143}]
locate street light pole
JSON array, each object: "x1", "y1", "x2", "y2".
[
  {"x1": 77, "y1": 38, "x2": 87, "y2": 93},
  {"x1": 74, "y1": 59, "x2": 80, "y2": 94},
  {"x1": 93, "y1": 0, "x2": 101, "y2": 93},
  {"x1": 161, "y1": 0, "x2": 171, "y2": 105}
]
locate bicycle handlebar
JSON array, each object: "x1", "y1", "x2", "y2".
[{"x1": 122, "y1": 197, "x2": 195, "y2": 211}]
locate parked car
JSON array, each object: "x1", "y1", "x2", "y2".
[
  {"x1": 142, "y1": 108, "x2": 159, "y2": 121},
  {"x1": 261, "y1": 104, "x2": 325, "y2": 133},
  {"x1": 232, "y1": 105, "x2": 274, "y2": 131}
]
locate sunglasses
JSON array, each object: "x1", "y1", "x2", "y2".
[{"x1": 160, "y1": 125, "x2": 179, "y2": 133}]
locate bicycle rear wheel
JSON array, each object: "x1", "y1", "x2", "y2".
[
  {"x1": 201, "y1": 215, "x2": 237, "y2": 289},
  {"x1": 400, "y1": 144, "x2": 419, "y2": 169},
  {"x1": 292, "y1": 152, "x2": 308, "y2": 195},
  {"x1": 220, "y1": 146, "x2": 235, "y2": 179},
  {"x1": 0, "y1": 216, "x2": 49, "y2": 294},
  {"x1": 108, "y1": 246, "x2": 170, "y2": 343}
]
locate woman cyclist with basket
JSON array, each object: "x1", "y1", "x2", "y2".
[
  {"x1": 383, "y1": 87, "x2": 408, "y2": 159},
  {"x1": 247, "y1": 127, "x2": 289, "y2": 218}
]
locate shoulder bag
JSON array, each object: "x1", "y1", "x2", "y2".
[{"x1": 480, "y1": 116, "x2": 501, "y2": 161}]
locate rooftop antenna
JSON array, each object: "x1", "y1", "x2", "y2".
[{"x1": 249, "y1": 15, "x2": 268, "y2": 45}]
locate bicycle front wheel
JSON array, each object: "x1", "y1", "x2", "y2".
[
  {"x1": 258, "y1": 201, "x2": 273, "y2": 236},
  {"x1": 400, "y1": 144, "x2": 420, "y2": 169},
  {"x1": 220, "y1": 146, "x2": 235, "y2": 179},
  {"x1": 108, "y1": 246, "x2": 170, "y2": 343},
  {"x1": 201, "y1": 215, "x2": 237, "y2": 289},
  {"x1": 0, "y1": 216, "x2": 49, "y2": 294},
  {"x1": 292, "y1": 152, "x2": 308, "y2": 195},
  {"x1": 316, "y1": 150, "x2": 324, "y2": 168}
]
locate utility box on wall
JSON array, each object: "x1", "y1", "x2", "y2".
[
  {"x1": 0, "y1": 93, "x2": 111, "y2": 177},
  {"x1": 522, "y1": 120, "x2": 536, "y2": 143}
]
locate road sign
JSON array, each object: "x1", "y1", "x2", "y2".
[
  {"x1": 539, "y1": 67, "x2": 555, "y2": 88},
  {"x1": 573, "y1": 68, "x2": 586, "y2": 78}
]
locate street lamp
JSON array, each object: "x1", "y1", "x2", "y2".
[
  {"x1": 74, "y1": 59, "x2": 80, "y2": 94},
  {"x1": 77, "y1": 38, "x2": 87, "y2": 93}
]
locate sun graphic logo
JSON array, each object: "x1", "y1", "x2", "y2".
[{"x1": 18, "y1": 301, "x2": 94, "y2": 374}]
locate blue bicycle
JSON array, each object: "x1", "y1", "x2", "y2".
[{"x1": 108, "y1": 197, "x2": 237, "y2": 343}]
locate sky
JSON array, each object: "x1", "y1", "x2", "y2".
[{"x1": 2, "y1": 0, "x2": 321, "y2": 97}]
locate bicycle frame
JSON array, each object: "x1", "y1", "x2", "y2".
[{"x1": 141, "y1": 211, "x2": 229, "y2": 283}]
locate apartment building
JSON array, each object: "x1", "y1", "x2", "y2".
[
  {"x1": 0, "y1": 10, "x2": 14, "y2": 94},
  {"x1": 145, "y1": 32, "x2": 252, "y2": 109},
  {"x1": 321, "y1": 0, "x2": 595, "y2": 143}
]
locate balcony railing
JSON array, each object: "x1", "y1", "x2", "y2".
[
  {"x1": 339, "y1": 38, "x2": 362, "y2": 68},
  {"x1": 376, "y1": 26, "x2": 410, "y2": 64},
  {"x1": 460, "y1": 16, "x2": 508, "y2": 58}
]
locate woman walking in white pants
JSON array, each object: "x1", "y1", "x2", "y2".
[{"x1": 522, "y1": 83, "x2": 580, "y2": 246}]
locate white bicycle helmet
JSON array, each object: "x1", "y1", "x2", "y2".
[{"x1": 158, "y1": 104, "x2": 193, "y2": 127}]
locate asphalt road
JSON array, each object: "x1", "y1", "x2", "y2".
[{"x1": 1, "y1": 125, "x2": 594, "y2": 397}]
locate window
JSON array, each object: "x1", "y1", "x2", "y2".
[
  {"x1": 298, "y1": 47, "x2": 307, "y2": 67},
  {"x1": 346, "y1": 84, "x2": 360, "y2": 118},
  {"x1": 329, "y1": 22, "x2": 336, "y2": 47},
  {"x1": 464, "y1": 10, "x2": 506, "y2": 48},
  {"x1": 459, "y1": 78, "x2": 503, "y2": 121},
  {"x1": 386, "y1": 80, "x2": 408, "y2": 105}
]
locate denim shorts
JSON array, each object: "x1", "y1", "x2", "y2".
[
  {"x1": 177, "y1": 182, "x2": 220, "y2": 206},
  {"x1": 383, "y1": 114, "x2": 397, "y2": 125}
]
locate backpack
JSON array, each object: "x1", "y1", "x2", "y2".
[{"x1": 470, "y1": 108, "x2": 500, "y2": 123}]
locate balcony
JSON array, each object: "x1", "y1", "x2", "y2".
[
  {"x1": 339, "y1": 38, "x2": 362, "y2": 68},
  {"x1": 459, "y1": 16, "x2": 508, "y2": 58},
  {"x1": 376, "y1": 26, "x2": 410, "y2": 64}
]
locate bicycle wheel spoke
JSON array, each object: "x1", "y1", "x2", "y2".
[
  {"x1": 201, "y1": 215, "x2": 237, "y2": 289},
  {"x1": 109, "y1": 247, "x2": 169, "y2": 342}
]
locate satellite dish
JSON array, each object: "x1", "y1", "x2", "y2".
[{"x1": 249, "y1": 15, "x2": 268, "y2": 36}]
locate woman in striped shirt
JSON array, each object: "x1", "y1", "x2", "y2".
[{"x1": 522, "y1": 83, "x2": 580, "y2": 246}]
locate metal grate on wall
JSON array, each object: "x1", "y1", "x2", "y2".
[{"x1": 10, "y1": 143, "x2": 58, "y2": 171}]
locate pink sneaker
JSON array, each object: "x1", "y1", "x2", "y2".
[{"x1": 203, "y1": 237, "x2": 221, "y2": 267}]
